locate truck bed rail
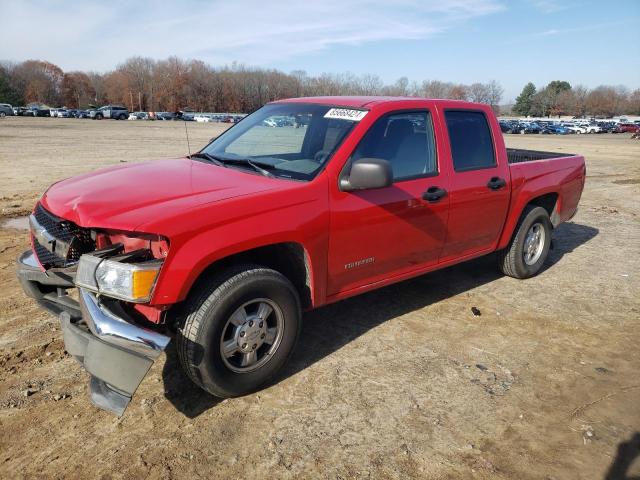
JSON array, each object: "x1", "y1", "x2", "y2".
[{"x1": 507, "y1": 148, "x2": 574, "y2": 164}]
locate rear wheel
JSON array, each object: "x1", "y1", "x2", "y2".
[
  {"x1": 0, "y1": 112, "x2": 6, "y2": 118},
  {"x1": 498, "y1": 205, "x2": 552, "y2": 279},
  {"x1": 95, "y1": 113, "x2": 103, "y2": 120},
  {"x1": 177, "y1": 265, "x2": 301, "y2": 398},
  {"x1": 118, "y1": 113, "x2": 127, "y2": 120}
]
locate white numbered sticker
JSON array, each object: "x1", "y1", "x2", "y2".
[{"x1": 324, "y1": 108, "x2": 368, "y2": 122}]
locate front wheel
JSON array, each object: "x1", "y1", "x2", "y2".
[
  {"x1": 498, "y1": 205, "x2": 552, "y2": 279},
  {"x1": 177, "y1": 265, "x2": 301, "y2": 398}
]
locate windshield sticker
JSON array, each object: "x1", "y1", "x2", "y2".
[{"x1": 324, "y1": 108, "x2": 368, "y2": 122}]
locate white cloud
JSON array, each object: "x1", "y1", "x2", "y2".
[
  {"x1": 0, "y1": 0, "x2": 503, "y2": 71},
  {"x1": 528, "y1": 0, "x2": 566, "y2": 13}
]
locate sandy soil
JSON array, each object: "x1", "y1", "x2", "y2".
[{"x1": 0, "y1": 117, "x2": 639, "y2": 479}]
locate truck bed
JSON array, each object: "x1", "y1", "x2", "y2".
[{"x1": 507, "y1": 148, "x2": 575, "y2": 164}]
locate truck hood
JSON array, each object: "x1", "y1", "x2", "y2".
[{"x1": 41, "y1": 158, "x2": 281, "y2": 231}]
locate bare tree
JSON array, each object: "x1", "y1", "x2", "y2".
[{"x1": 4, "y1": 56, "x2": 637, "y2": 117}]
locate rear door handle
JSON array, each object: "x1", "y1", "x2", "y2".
[
  {"x1": 487, "y1": 177, "x2": 506, "y2": 190},
  {"x1": 422, "y1": 186, "x2": 447, "y2": 203}
]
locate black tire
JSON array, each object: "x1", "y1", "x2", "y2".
[
  {"x1": 177, "y1": 264, "x2": 301, "y2": 398},
  {"x1": 95, "y1": 113, "x2": 103, "y2": 120},
  {"x1": 0, "y1": 112, "x2": 6, "y2": 118},
  {"x1": 118, "y1": 113, "x2": 127, "y2": 120},
  {"x1": 498, "y1": 205, "x2": 552, "y2": 279}
]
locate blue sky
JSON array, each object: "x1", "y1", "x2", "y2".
[{"x1": 1, "y1": 0, "x2": 639, "y2": 101}]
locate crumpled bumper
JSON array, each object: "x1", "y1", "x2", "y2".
[{"x1": 17, "y1": 250, "x2": 171, "y2": 416}]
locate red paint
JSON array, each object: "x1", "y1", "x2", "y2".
[{"x1": 39, "y1": 97, "x2": 585, "y2": 318}]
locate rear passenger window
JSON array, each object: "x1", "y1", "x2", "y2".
[
  {"x1": 351, "y1": 111, "x2": 437, "y2": 180},
  {"x1": 445, "y1": 111, "x2": 496, "y2": 171}
]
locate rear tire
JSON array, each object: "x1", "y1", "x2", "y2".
[
  {"x1": 498, "y1": 205, "x2": 552, "y2": 279},
  {"x1": 177, "y1": 265, "x2": 301, "y2": 398}
]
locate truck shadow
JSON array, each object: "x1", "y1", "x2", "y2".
[
  {"x1": 162, "y1": 221, "x2": 598, "y2": 418},
  {"x1": 605, "y1": 432, "x2": 640, "y2": 480}
]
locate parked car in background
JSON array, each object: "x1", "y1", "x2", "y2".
[
  {"x1": 563, "y1": 124, "x2": 587, "y2": 134},
  {"x1": 597, "y1": 122, "x2": 616, "y2": 133},
  {"x1": 585, "y1": 124, "x2": 601, "y2": 134},
  {"x1": 57, "y1": 109, "x2": 75, "y2": 118},
  {"x1": 521, "y1": 122, "x2": 543, "y2": 134},
  {"x1": 128, "y1": 112, "x2": 149, "y2": 120},
  {"x1": 89, "y1": 105, "x2": 129, "y2": 120},
  {"x1": 28, "y1": 106, "x2": 51, "y2": 117},
  {"x1": 174, "y1": 111, "x2": 195, "y2": 121},
  {"x1": 542, "y1": 124, "x2": 570, "y2": 135},
  {"x1": 614, "y1": 123, "x2": 640, "y2": 133},
  {"x1": 158, "y1": 112, "x2": 176, "y2": 120},
  {"x1": 0, "y1": 103, "x2": 14, "y2": 117},
  {"x1": 195, "y1": 114, "x2": 211, "y2": 122},
  {"x1": 75, "y1": 110, "x2": 90, "y2": 118}
]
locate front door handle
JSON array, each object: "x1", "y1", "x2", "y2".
[
  {"x1": 487, "y1": 176, "x2": 506, "y2": 190},
  {"x1": 422, "y1": 186, "x2": 447, "y2": 203}
]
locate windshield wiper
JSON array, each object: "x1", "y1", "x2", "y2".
[
  {"x1": 189, "y1": 152, "x2": 226, "y2": 167},
  {"x1": 220, "y1": 158, "x2": 276, "y2": 178}
]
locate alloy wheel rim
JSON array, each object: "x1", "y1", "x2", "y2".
[
  {"x1": 220, "y1": 298, "x2": 284, "y2": 373},
  {"x1": 523, "y1": 222, "x2": 545, "y2": 265}
]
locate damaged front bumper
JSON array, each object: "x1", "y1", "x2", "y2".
[{"x1": 17, "y1": 250, "x2": 171, "y2": 415}]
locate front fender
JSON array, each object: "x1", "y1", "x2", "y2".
[{"x1": 149, "y1": 182, "x2": 329, "y2": 306}]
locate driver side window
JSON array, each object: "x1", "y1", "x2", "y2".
[{"x1": 351, "y1": 111, "x2": 437, "y2": 180}]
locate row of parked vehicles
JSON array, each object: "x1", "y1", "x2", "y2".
[
  {"x1": 499, "y1": 118, "x2": 640, "y2": 135},
  {"x1": 0, "y1": 103, "x2": 245, "y2": 123}
]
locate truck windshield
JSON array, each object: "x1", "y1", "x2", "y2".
[{"x1": 200, "y1": 103, "x2": 363, "y2": 181}]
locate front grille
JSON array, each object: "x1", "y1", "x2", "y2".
[
  {"x1": 33, "y1": 203, "x2": 75, "y2": 242},
  {"x1": 32, "y1": 204, "x2": 95, "y2": 268},
  {"x1": 33, "y1": 237, "x2": 64, "y2": 267}
]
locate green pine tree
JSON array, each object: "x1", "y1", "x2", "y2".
[{"x1": 513, "y1": 82, "x2": 537, "y2": 116}]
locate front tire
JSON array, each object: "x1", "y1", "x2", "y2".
[
  {"x1": 177, "y1": 265, "x2": 301, "y2": 398},
  {"x1": 498, "y1": 205, "x2": 552, "y2": 279}
]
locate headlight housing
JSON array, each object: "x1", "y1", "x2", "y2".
[{"x1": 76, "y1": 255, "x2": 162, "y2": 303}]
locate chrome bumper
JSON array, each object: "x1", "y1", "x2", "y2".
[
  {"x1": 17, "y1": 249, "x2": 171, "y2": 415},
  {"x1": 60, "y1": 289, "x2": 171, "y2": 415},
  {"x1": 78, "y1": 289, "x2": 169, "y2": 359}
]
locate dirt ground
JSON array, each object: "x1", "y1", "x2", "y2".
[{"x1": 0, "y1": 117, "x2": 638, "y2": 479}]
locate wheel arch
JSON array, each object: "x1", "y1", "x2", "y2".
[
  {"x1": 498, "y1": 191, "x2": 559, "y2": 250},
  {"x1": 183, "y1": 242, "x2": 314, "y2": 310}
]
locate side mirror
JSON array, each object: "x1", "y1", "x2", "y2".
[{"x1": 340, "y1": 157, "x2": 393, "y2": 191}]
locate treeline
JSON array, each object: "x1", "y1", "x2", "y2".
[
  {"x1": 2, "y1": 57, "x2": 638, "y2": 116},
  {"x1": 0, "y1": 57, "x2": 504, "y2": 113},
  {"x1": 512, "y1": 81, "x2": 640, "y2": 118}
]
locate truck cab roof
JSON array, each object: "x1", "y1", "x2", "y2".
[{"x1": 271, "y1": 96, "x2": 476, "y2": 109}]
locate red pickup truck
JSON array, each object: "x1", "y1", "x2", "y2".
[{"x1": 18, "y1": 97, "x2": 585, "y2": 414}]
